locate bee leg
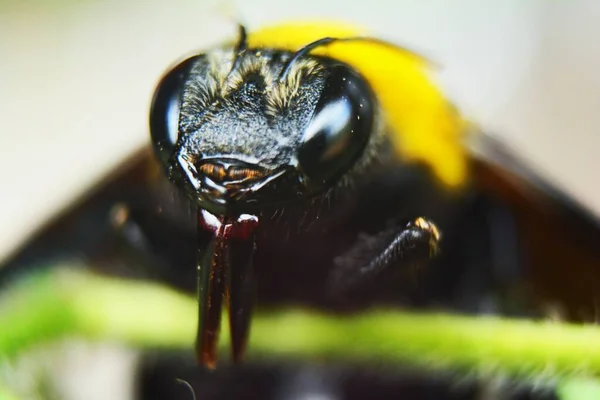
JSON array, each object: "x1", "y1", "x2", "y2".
[{"x1": 331, "y1": 217, "x2": 441, "y2": 296}]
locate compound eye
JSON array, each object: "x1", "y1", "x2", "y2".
[
  {"x1": 149, "y1": 56, "x2": 199, "y2": 168},
  {"x1": 297, "y1": 64, "x2": 375, "y2": 185}
]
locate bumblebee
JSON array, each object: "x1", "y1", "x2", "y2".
[
  {"x1": 150, "y1": 21, "x2": 468, "y2": 367},
  {"x1": 3, "y1": 20, "x2": 600, "y2": 390}
]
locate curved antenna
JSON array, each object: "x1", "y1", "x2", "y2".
[
  {"x1": 277, "y1": 36, "x2": 437, "y2": 83},
  {"x1": 234, "y1": 23, "x2": 248, "y2": 53},
  {"x1": 225, "y1": 24, "x2": 249, "y2": 80},
  {"x1": 278, "y1": 37, "x2": 337, "y2": 83}
]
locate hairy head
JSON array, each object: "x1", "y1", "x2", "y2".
[{"x1": 150, "y1": 40, "x2": 381, "y2": 215}]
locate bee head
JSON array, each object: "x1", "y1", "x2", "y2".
[{"x1": 150, "y1": 34, "x2": 377, "y2": 215}]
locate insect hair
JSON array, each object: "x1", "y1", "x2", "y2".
[
  {"x1": 265, "y1": 57, "x2": 322, "y2": 114},
  {"x1": 175, "y1": 378, "x2": 197, "y2": 400}
]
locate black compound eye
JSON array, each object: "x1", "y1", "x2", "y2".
[
  {"x1": 149, "y1": 56, "x2": 199, "y2": 168},
  {"x1": 297, "y1": 64, "x2": 375, "y2": 185}
]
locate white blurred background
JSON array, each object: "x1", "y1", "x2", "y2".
[{"x1": 1, "y1": 0, "x2": 600, "y2": 262}]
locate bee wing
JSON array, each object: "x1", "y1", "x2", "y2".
[
  {"x1": 0, "y1": 147, "x2": 197, "y2": 292},
  {"x1": 466, "y1": 132, "x2": 600, "y2": 320}
]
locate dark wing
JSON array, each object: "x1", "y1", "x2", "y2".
[
  {"x1": 467, "y1": 132, "x2": 600, "y2": 321},
  {"x1": 0, "y1": 147, "x2": 198, "y2": 292}
]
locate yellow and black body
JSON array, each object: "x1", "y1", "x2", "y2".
[{"x1": 2, "y1": 20, "x2": 600, "y2": 398}]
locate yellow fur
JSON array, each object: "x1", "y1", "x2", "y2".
[{"x1": 246, "y1": 20, "x2": 469, "y2": 188}]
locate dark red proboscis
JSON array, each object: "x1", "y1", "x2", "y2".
[{"x1": 196, "y1": 209, "x2": 259, "y2": 368}]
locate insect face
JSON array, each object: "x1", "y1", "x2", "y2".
[{"x1": 150, "y1": 48, "x2": 377, "y2": 216}]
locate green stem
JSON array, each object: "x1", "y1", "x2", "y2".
[{"x1": 2, "y1": 268, "x2": 600, "y2": 386}]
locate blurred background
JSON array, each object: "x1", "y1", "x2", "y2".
[
  {"x1": 1, "y1": 1, "x2": 600, "y2": 399},
  {"x1": 1, "y1": 0, "x2": 600, "y2": 262}
]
